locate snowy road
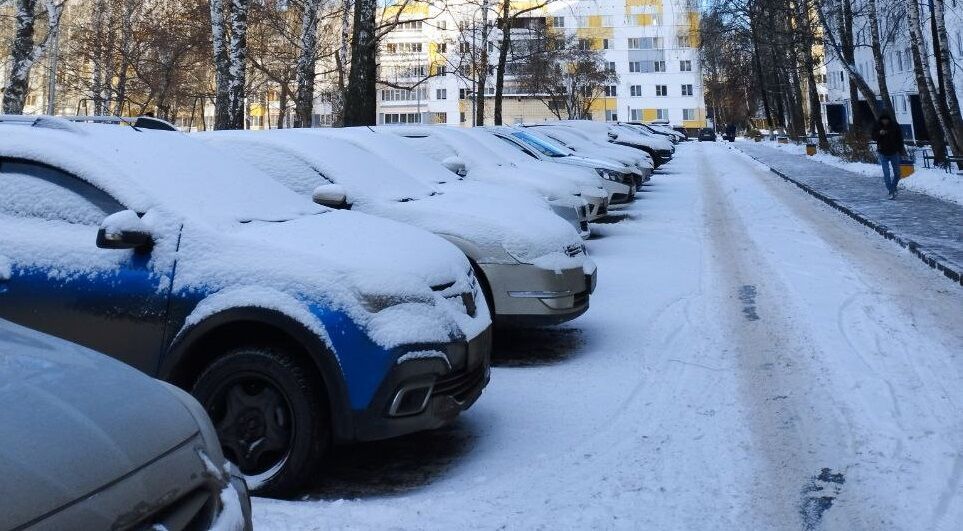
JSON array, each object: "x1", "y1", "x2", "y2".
[{"x1": 254, "y1": 142, "x2": 963, "y2": 530}]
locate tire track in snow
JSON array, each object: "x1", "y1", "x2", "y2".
[{"x1": 697, "y1": 145, "x2": 863, "y2": 529}]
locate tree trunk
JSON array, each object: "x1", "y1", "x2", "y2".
[
  {"x1": 493, "y1": 0, "x2": 511, "y2": 126},
  {"x1": 227, "y1": 0, "x2": 250, "y2": 129},
  {"x1": 294, "y1": 0, "x2": 320, "y2": 128},
  {"x1": 866, "y1": 0, "x2": 894, "y2": 116},
  {"x1": 475, "y1": 0, "x2": 490, "y2": 126},
  {"x1": 907, "y1": 0, "x2": 960, "y2": 158},
  {"x1": 930, "y1": 0, "x2": 963, "y2": 159},
  {"x1": 277, "y1": 85, "x2": 289, "y2": 129},
  {"x1": 909, "y1": 31, "x2": 947, "y2": 162},
  {"x1": 210, "y1": 0, "x2": 231, "y2": 129},
  {"x1": 2, "y1": 0, "x2": 38, "y2": 114},
  {"x1": 344, "y1": 0, "x2": 377, "y2": 126},
  {"x1": 332, "y1": 0, "x2": 351, "y2": 126}
]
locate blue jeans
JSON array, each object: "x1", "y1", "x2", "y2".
[{"x1": 878, "y1": 153, "x2": 901, "y2": 193}]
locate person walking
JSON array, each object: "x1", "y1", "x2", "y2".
[{"x1": 870, "y1": 113, "x2": 906, "y2": 199}]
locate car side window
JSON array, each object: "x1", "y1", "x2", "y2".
[{"x1": 0, "y1": 160, "x2": 124, "y2": 225}]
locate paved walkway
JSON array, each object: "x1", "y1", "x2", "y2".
[{"x1": 737, "y1": 142, "x2": 963, "y2": 285}]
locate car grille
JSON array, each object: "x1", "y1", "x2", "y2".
[{"x1": 432, "y1": 363, "x2": 487, "y2": 403}]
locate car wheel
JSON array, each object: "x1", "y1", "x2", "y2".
[{"x1": 192, "y1": 346, "x2": 328, "y2": 498}]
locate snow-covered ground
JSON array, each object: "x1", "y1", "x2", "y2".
[
  {"x1": 754, "y1": 139, "x2": 963, "y2": 206},
  {"x1": 253, "y1": 142, "x2": 963, "y2": 530}
]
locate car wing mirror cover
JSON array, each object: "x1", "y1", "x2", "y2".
[
  {"x1": 442, "y1": 156, "x2": 468, "y2": 177},
  {"x1": 97, "y1": 210, "x2": 153, "y2": 250},
  {"x1": 312, "y1": 184, "x2": 349, "y2": 209}
]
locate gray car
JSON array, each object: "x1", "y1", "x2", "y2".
[{"x1": 0, "y1": 318, "x2": 252, "y2": 530}]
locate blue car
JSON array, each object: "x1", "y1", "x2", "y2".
[{"x1": 0, "y1": 116, "x2": 492, "y2": 496}]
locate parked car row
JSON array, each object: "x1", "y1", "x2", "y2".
[{"x1": 0, "y1": 116, "x2": 674, "y2": 529}]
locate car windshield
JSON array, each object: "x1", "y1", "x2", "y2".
[{"x1": 511, "y1": 131, "x2": 568, "y2": 157}]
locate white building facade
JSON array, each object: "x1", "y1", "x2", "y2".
[{"x1": 370, "y1": 0, "x2": 707, "y2": 129}]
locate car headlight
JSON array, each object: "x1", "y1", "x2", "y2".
[
  {"x1": 595, "y1": 168, "x2": 618, "y2": 181},
  {"x1": 360, "y1": 292, "x2": 433, "y2": 313}
]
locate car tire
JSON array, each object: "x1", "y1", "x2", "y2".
[{"x1": 192, "y1": 346, "x2": 328, "y2": 498}]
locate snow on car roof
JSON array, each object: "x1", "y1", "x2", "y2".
[
  {"x1": 0, "y1": 120, "x2": 321, "y2": 226},
  {"x1": 198, "y1": 129, "x2": 435, "y2": 204}
]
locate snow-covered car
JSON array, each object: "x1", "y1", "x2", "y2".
[
  {"x1": 200, "y1": 130, "x2": 598, "y2": 327},
  {"x1": 490, "y1": 127, "x2": 637, "y2": 204},
  {"x1": 557, "y1": 120, "x2": 675, "y2": 168},
  {"x1": 0, "y1": 318, "x2": 252, "y2": 530},
  {"x1": 642, "y1": 122, "x2": 688, "y2": 143},
  {"x1": 519, "y1": 124, "x2": 653, "y2": 190},
  {"x1": 369, "y1": 124, "x2": 609, "y2": 224},
  {"x1": 0, "y1": 116, "x2": 491, "y2": 497}
]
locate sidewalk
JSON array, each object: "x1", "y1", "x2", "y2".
[{"x1": 736, "y1": 142, "x2": 963, "y2": 286}]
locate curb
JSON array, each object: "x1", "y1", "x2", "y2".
[{"x1": 738, "y1": 148, "x2": 963, "y2": 287}]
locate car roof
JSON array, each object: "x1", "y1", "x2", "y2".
[{"x1": 0, "y1": 117, "x2": 319, "y2": 226}]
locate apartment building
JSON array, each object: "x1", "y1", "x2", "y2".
[
  {"x1": 372, "y1": 0, "x2": 706, "y2": 129},
  {"x1": 823, "y1": 1, "x2": 963, "y2": 140}
]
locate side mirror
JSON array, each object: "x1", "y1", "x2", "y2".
[
  {"x1": 312, "y1": 184, "x2": 349, "y2": 209},
  {"x1": 96, "y1": 210, "x2": 153, "y2": 250},
  {"x1": 441, "y1": 156, "x2": 468, "y2": 177}
]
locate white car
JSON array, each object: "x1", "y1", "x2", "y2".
[
  {"x1": 518, "y1": 125, "x2": 653, "y2": 190},
  {"x1": 371, "y1": 124, "x2": 608, "y2": 225},
  {"x1": 201, "y1": 130, "x2": 598, "y2": 327},
  {"x1": 556, "y1": 120, "x2": 675, "y2": 168},
  {"x1": 316, "y1": 126, "x2": 595, "y2": 236},
  {"x1": 641, "y1": 122, "x2": 687, "y2": 142},
  {"x1": 490, "y1": 127, "x2": 637, "y2": 204}
]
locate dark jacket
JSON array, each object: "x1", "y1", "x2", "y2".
[{"x1": 871, "y1": 116, "x2": 905, "y2": 156}]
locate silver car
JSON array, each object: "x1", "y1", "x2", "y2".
[{"x1": 0, "y1": 319, "x2": 252, "y2": 530}]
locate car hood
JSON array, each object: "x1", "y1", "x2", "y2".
[
  {"x1": 359, "y1": 189, "x2": 584, "y2": 266},
  {"x1": 222, "y1": 209, "x2": 471, "y2": 289},
  {"x1": 0, "y1": 320, "x2": 198, "y2": 529}
]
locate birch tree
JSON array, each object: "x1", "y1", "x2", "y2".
[
  {"x1": 211, "y1": 0, "x2": 250, "y2": 129},
  {"x1": 294, "y1": 0, "x2": 322, "y2": 127},
  {"x1": 2, "y1": 0, "x2": 65, "y2": 114}
]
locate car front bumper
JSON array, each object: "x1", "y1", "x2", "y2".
[
  {"x1": 479, "y1": 258, "x2": 596, "y2": 326},
  {"x1": 352, "y1": 326, "x2": 492, "y2": 442}
]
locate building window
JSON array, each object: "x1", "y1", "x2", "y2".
[
  {"x1": 680, "y1": 60, "x2": 692, "y2": 72},
  {"x1": 628, "y1": 37, "x2": 641, "y2": 49},
  {"x1": 459, "y1": 42, "x2": 470, "y2": 53},
  {"x1": 552, "y1": 16, "x2": 564, "y2": 27},
  {"x1": 436, "y1": 65, "x2": 447, "y2": 75},
  {"x1": 630, "y1": 85, "x2": 642, "y2": 97},
  {"x1": 629, "y1": 61, "x2": 642, "y2": 73},
  {"x1": 459, "y1": 88, "x2": 467, "y2": 99},
  {"x1": 380, "y1": 112, "x2": 423, "y2": 124},
  {"x1": 437, "y1": 43, "x2": 447, "y2": 53},
  {"x1": 579, "y1": 39, "x2": 591, "y2": 50},
  {"x1": 395, "y1": 20, "x2": 423, "y2": 31},
  {"x1": 385, "y1": 42, "x2": 423, "y2": 54},
  {"x1": 605, "y1": 110, "x2": 618, "y2": 121},
  {"x1": 681, "y1": 84, "x2": 693, "y2": 96},
  {"x1": 436, "y1": 88, "x2": 447, "y2": 100},
  {"x1": 602, "y1": 38, "x2": 611, "y2": 49},
  {"x1": 430, "y1": 112, "x2": 447, "y2": 124},
  {"x1": 654, "y1": 60, "x2": 666, "y2": 72},
  {"x1": 438, "y1": 20, "x2": 447, "y2": 30},
  {"x1": 606, "y1": 62, "x2": 616, "y2": 73},
  {"x1": 630, "y1": 109, "x2": 642, "y2": 121},
  {"x1": 683, "y1": 108, "x2": 696, "y2": 121},
  {"x1": 657, "y1": 109, "x2": 669, "y2": 121},
  {"x1": 655, "y1": 85, "x2": 667, "y2": 96},
  {"x1": 381, "y1": 87, "x2": 428, "y2": 101},
  {"x1": 604, "y1": 85, "x2": 617, "y2": 97},
  {"x1": 460, "y1": 111, "x2": 466, "y2": 122},
  {"x1": 677, "y1": 35, "x2": 691, "y2": 48}
]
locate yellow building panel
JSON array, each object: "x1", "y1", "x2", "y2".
[
  {"x1": 576, "y1": 28, "x2": 614, "y2": 40},
  {"x1": 383, "y1": 1, "x2": 429, "y2": 19},
  {"x1": 682, "y1": 119, "x2": 707, "y2": 128},
  {"x1": 635, "y1": 14, "x2": 655, "y2": 26},
  {"x1": 687, "y1": 11, "x2": 701, "y2": 47},
  {"x1": 587, "y1": 15, "x2": 602, "y2": 27},
  {"x1": 589, "y1": 97, "x2": 618, "y2": 113},
  {"x1": 642, "y1": 109, "x2": 658, "y2": 121}
]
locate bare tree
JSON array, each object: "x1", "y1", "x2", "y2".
[{"x1": 516, "y1": 30, "x2": 616, "y2": 120}]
